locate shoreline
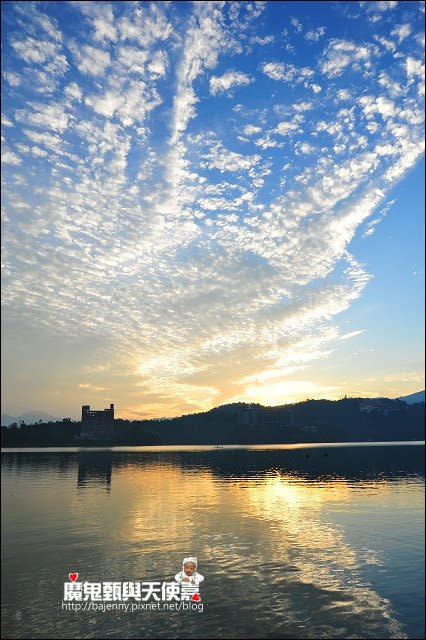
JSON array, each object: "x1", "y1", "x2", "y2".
[{"x1": 2, "y1": 440, "x2": 425, "y2": 453}]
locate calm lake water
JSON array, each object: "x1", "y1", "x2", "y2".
[{"x1": 1, "y1": 442, "x2": 425, "y2": 639}]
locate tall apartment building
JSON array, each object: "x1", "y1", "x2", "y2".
[{"x1": 80, "y1": 404, "x2": 115, "y2": 441}]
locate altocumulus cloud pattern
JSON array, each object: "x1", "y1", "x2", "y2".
[{"x1": 1, "y1": 1, "x2": 425, "y2": 417}]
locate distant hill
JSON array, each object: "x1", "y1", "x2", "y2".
[
  {"x1": 2, "y1": 396, "x2": 424, "y2": 446},
  {"x1": 1, "y1": 411, "x2": 59, "y2": 426},
  {"x1": 398, "y1": 390, "x2": 425, "y2": 404}
]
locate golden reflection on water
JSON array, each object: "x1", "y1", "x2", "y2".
[
  {"x1": 3, "y1": 448, "x2": 424, "y2": 639},
  {"x1": 66, "y1": 460, "x2": 406, "y2": 637}
]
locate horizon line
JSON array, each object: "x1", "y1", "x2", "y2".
[{"x1": 2, "y1": 390, "x2": 424, "y2": 424}]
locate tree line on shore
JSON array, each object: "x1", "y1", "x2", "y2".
[{"x1": 1, "y1": 397, "x2": 424, "y2": 446}]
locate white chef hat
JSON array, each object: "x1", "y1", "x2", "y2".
[{"x1": 182, "y1": 556, "x2": 197, "y2": 567}]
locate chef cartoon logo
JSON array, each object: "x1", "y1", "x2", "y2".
[{"x1": 174, "y1": 556, "x2": 204, "y2": 601}]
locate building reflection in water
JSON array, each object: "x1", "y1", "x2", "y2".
[{"x1": 77, "y1": 450, "x2": 112, "y2": 491}]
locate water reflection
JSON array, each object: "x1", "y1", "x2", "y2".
[
  {"x1": 77, "y1": 451, "x2": 112, "y2": 491},
  {"x1": 3, "y1": 442, "x2": 425, "y2": 483},
  {"x1": 1, "y1": 444, "x2": 424, "y2": 639}
]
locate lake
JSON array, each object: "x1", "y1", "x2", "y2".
[{"x1": 1, "y1": 442, "x2": 424, "y2": 639}]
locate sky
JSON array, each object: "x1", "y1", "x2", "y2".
[{"x1": 1, "y1": 0, "x2": 425, "y2": 420}]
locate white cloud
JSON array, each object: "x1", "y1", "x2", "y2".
[
  {"x1": 1, "y1": 115, "x2": 13, "y2": 127},
  {"x1": 209, "y1": 70, "x2": 253, "y2": 95},
  {"x1": 374, "y1": 35, "x2": 397, "y2": 52},
  {"x1": 359, "y1": 95, "x2": 396, "y2": 118},
  {"x1": 293, "y1": 101, "x2": 313, "y2": 112},
  {"x1": 93, "y1": 15, "x2": 117, "y2": 42},
  {"x1": 203, "y1": 143, "x2": 261, "y2": 172},
  {"x1": 254, "y1": 136, "x2": 283, "y2": 149},
  {"x1": 15, "y1": 143, "x2": 49, "y2": 158},
  {"x1": 3, "y1": 71, "x2": 21, "y2": 86},
  {"x1": 15, "y1": 103, "x2": 70, "y2": 133},
  {"x1": 13, "y1": 3, "x2": 63, "y2": 42},
  {"x1": 262, "y1": 62, "x2": 293, "y2": 81},
  {"x1": 72, "y1": 44, "x2": 111, "y2": 76},
  {"x1": 14, "y1": 143, "x2": 30, "y2": 154},
  {"x1": 75, "y1": 1, "x2": 117, "y2": 42},
  {"x1": 249, "y1": 35, "x2": 275, "y2": 45},
  {"x1": 377, "y1": 72, "x2": 402, "y2": 97},
  {"x1": 362, "y1": 199, "x2": 395, "y2": 238},
  {"x1": 11, "y1": 32, "x2": 68, "y2": 88},
  {"x1": 291, "y1": 17, "x2": 303, "y2": 32},
  {"x1": 84, "y1": 90, "x2": 121, "y2": 118},
  {"x1": 295, "y1": 141, "x2": 316, "y2": 154},
  {"x1": 362, "y1": 1, "x2": 398, "y2": 11},
  {"x1": 252, "y1": 111, "x2": 304, "y2": 148},
  {"x1": 390, "y1": 24, "x2": 412, "y2": 43},
  {"x1": 117, "y1": 46, "x2": 148, "y2": 75},
  {"x1": 170, "y1": 3, "x2": 225, "y2": 145},
  {"x1": 262, "y1": 61, "x2": 313, "y2": 82},
  {"x1": 243, "y1": 124, "x2": 262, "y2": 135},
  {"x1": 383, "y1": 138, "x2": 425, "y2": 182},
  {"x1": 337, "y1": 89, "x2": 351, "y2": 100},
  {"x1": 31, "y1": 146, "x2": 48, "y2": 158},
  {"x1": 85, "y1": 79, "x2": 161, "y2": 126},
  {"x1": 11, "y1": 37, "x2": 58, "y2": 64},
  {"x1": 275, "y1": 121, "x2": 300, "y2": 135},
  {"x1": 360, "y1": 0, "x2": 398, "y2": 21},
  {"x1": 405, "y1": 56, "x2": 424, "y2": 79},
  {"x1": 148, "y1": 50, "x2": 168, "y2": 77},
  {"x1": 305, "y1": 27, "x2": 326, "y2": 41},
  {"x1": 64, "y1": 82, "x2": 83, "y2": 101},
  {"x1": 2, "y1": 150, "x2": 22, "y2": 165},
  {"x1": 117, "y1": 3, "x2": 172, "y2": 47},
  {"x1": 338, "y1": 329, "x2": 366, "y2": 340},
  {"x1": 22, "y1": 129, "x2": 63, "y2": 152},
  {"x1": 415, "y1": 32, "x2": 425, "y2": 47},
  {"x1": 310, "y1": 83, "x2": 322, "y2": 93},
  {"x1": 320, "y1": 39, "x2": 377, "y2": 78}
]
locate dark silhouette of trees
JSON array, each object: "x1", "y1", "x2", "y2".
[{"x1": 1, "y1": 398, "x2": 424, "y2": 447}]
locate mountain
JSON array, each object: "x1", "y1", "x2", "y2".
[
  {"x1": 398, "y1": 390, "x2": 425, "y2": 404},
  {"x1": 1, "y1": 411, "x2": 59, "y2": 426},
  {"x1": 2, "y1": 396, "x2": 424, "y2": 446}
]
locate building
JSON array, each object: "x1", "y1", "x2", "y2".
[
  {"x1": 80, "y1": 404, "x2": 115, "y2": 441},
  {"x1": 238, "y1": 405, "x2": 296, "y2": 428},
  {"x1": 238, "y1": 405, "x2": 259, "y2": 428},
  {"x1": 359, "y1": 398, "x2": 406, "y2": 415},
  {"x1": 259, "y1": 407, "x2": 296, "y2": 427}
]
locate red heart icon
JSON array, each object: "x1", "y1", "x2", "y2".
[
  {"x1": 191, "y1": 593, "x2": 200, "y2": 601},
  {"x1": 69, "y1": 573, "x2": 78, "y2": 582}
]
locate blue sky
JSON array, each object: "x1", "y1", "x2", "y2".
[{"x1": 1, "y1": 0, "x2": 424, "y2": 419}]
